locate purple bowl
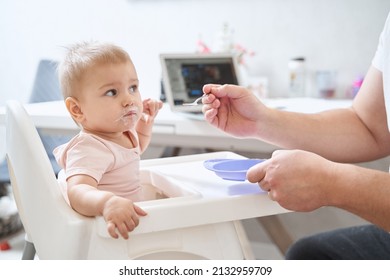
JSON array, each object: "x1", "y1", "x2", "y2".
[{"x1": 203, "y1": 158, "x2": 265, "y2": 181}]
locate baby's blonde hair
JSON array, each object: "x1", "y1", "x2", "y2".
[{"x1": 58, "y1": 41, "x2": 131, "y2": 98}]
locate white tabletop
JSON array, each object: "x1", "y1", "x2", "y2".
[{"x1": 0, "y1": 97, "x2": 352, "y2": 154}]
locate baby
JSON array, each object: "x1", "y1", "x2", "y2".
[{"x1": 54, "y1": 41, "x2": 163, "y2": 239}]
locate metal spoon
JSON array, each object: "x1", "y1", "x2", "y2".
[{"x1": 182, "y1": 95, "x2": 206, "y2": 106}]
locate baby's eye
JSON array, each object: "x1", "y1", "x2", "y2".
[
  {"x1": 129, "y1": 85, "x2": 138, "y2": 94},
  {"x1": 105, "y1": 89, "x2": 117, "y2": 96}
]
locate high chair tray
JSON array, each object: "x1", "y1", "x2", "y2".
[{"x1": 96, "y1": 151, "x2": 289, "y2": 237}]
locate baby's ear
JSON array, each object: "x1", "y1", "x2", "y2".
[{"x1": 65, "y1": 97, "x2": 84, "y2": 123}]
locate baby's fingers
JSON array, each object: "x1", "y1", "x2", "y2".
[
  {"x1": 134, "y1": 204, "x2": 147, "y2": 216},
  {"x1": 107, "y1": 221, "x2": 119, "y2": 239},
  {"x1": 117, "y1": 222, "x2": 130, "y2": 239}
]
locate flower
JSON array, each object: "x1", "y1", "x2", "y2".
[{"x1": 233, "y1": 43, "x2": 255, "y2": 66}]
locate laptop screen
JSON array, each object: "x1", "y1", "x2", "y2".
[{"x1": 160, "y1": 53, "x2": 241, "y2": 113}]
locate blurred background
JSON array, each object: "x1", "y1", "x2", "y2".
[
  {"x1": 1, "y1": 0, "x2": 390, "y2": 259},
  {"x1": 1, "y1": 0, "x2": 389, "y2": 104}
]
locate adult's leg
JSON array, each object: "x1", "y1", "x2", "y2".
[{"x1": 285, "y1": 224, "x2": 390, "y2": 260}]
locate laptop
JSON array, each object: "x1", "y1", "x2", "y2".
[{"x1": 160, "y1": 53, "x2": 242, "y2": 117}]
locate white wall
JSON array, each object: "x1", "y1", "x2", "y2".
[
  {"x1": 1, "y1": 0, "x2": 389, "y2": 105},
  {"x1": 1, "y1": 0, "x2": 389, "y2": 155}
]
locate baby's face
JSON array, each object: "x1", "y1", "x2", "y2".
[{"x1": 75, "y1": 60, "x2": 143, "y2": 134}]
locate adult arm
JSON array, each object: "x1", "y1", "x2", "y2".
[
  {"x1": 247, "y1": 148, "x2": 390, "y2": 231},
  {"x1": 203, "y1": 66, "x2": 390, "y2": 163}
]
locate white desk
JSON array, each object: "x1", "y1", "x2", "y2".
[{"x1": 0, "y1": 98, "x2": 352, "y2": 154}]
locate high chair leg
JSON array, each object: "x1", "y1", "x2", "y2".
[
  {"x1": 256, "y1": 215, "x2": 294, "y2": 256},
  {"x1": 22, "y1": 240, "x2": 36, "y2": 260},
  {"x1": 233, "y1": 221, "x2": 255, "y2": 260}
]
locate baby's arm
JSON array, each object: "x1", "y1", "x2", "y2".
[
  {"x1": 66, "y1": 174, "x2": 147, "y2": 239},
  {"x1": 137, "y1": 98, "x2": 163, "y2": 153}
]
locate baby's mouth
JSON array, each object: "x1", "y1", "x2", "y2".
[
  {"x1": 124, "y1": 111, "x2": 136, "y2": 117},
  {"x1": 115, "y1": 108, "x2": 139, "y2": 124}
]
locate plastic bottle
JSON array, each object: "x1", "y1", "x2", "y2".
[
  {"x1": 213, "y1": 23, "x2": 233, "y2": 52},
  {"x1": 288, "y1": 57, "x2": 306, "y2": 97}
]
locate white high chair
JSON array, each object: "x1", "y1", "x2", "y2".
[{"x1": 7, "y1": 100, "x2": 270, "y2": 259}]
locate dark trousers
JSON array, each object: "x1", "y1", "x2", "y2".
[{"x1": 286, "y1": 224, "x2": 390, "y2": 260}]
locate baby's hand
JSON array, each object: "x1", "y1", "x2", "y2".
[
  {"x1": 141, "y1": 98, "x2": 163, "y2": 124},
  {"x1": 102, "y1": 196, "x2": 147, "y2": 239}
]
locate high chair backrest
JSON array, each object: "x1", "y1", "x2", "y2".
[{"x1": 6, "y1": 100, "x2": 92, "y2": 259}]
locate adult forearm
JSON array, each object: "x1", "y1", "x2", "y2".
[
  {"x1": 331, "y1": 163, "x2": 390, "y2": 231},
  {"x1": 258, "y1": 107, "x2": 386, "y2": 163},
  {"x1": 257, "y1": 66, "x2": 390, "y2": 163}
]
